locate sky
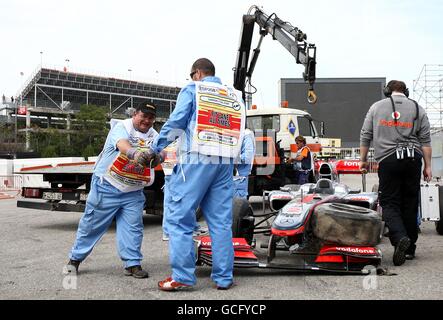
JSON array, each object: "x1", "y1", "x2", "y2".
[{"x1": 0, "y1": 0, "x2": 442, "y2": 108}]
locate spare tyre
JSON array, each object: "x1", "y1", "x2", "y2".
[{"x1": 311, "y1": 203, "x2": 382, "y2": 246}]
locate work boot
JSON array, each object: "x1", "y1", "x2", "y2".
[
  {"x1": 405, "y1": 253, "x2": 415, "y2": 260},
  {"x1": 124, "y1": 265, "x2": 149, "y2": 278},
  {"x1": 63, "y1": 259, "x2": 81, "y2": 275},
  {"x1": 393, "y1": 237, "x2": 411, "y2": 266},
  {"x1": 405, "y1": 244, "x2": 416, "y2": 260}
]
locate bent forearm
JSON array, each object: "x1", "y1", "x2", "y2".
[{"x1": 116, "y1": 139, "x2": 133, "y2": 155}]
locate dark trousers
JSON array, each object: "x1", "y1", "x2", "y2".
[
  {"x1": 297, "y1": 171, "x2": 309, "y2": 185},
  {"x1": 378, "y1": 153, "x2": 422, "y2": 252}
]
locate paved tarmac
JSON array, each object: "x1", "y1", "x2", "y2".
[{"x1": 0, "y1": 174, "x2": 442, "y2": 300}]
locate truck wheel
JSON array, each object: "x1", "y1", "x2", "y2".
[
  {"x1": 312, "y1": 203, "x2": 382, "y2": 246},
  {"x1": 232, "y1": 197, "x2": 255, "y2": 244}
]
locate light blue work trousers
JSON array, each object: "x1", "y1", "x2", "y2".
[
  {"x1": 166, "y1": 162, "x2": 234, "y2": 287},
  {"x1": 163, "y1": 174, "x2": 202, "y2": 237},
  {"x1": 162, "y1": 175, "x2": 171, "y2": 236},
  {"x1": 69, "y1": 175, "x2": 146, "y2": 268}
]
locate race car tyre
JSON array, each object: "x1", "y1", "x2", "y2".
[
  {"x1": 232, "y1": 197, "x2": 255, "y2": 244},
  {"x1": 195, "y1": 207, "x2": 203, "y2": 221},
  {"x1": 312, "y1": 203, "x2": 383, "y2": 246}
]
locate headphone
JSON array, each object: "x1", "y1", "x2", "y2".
[{"x1": 383, "y1": 80, "x2": 409, "y2": 98}]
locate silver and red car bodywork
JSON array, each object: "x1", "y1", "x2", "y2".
[{"x1": 196, "y1": 160, "x2": 383, "y2": 275}]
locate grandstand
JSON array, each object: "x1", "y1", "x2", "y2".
[
  {"x1": 17, "y1": 66, "x2": 181, "y2": 121},
  {"x1": 5, "y1": 65, "x2": 183, "y2": 151}
]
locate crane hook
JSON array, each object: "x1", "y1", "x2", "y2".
[{"x1": 307, "y1": 90, "x2": 317, "y2": 104}]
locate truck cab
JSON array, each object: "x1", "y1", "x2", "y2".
[{"x1": 246, "y1": 107, "x2": 321, "y2": 155}]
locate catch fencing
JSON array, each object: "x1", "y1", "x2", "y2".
[
  {"x1": 0, "y1": 175, "x2": 23, "y2": 191},
  {"x1": 320, "y1": 147, "x2": 378, "y2": 173}
]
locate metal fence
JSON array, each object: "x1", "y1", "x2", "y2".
[{"x1": 0, "y1": 175, "x2": 23, "y2": 191}]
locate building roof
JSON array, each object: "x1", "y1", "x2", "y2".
[{"x1": 18, "y1": 67, "x2": 182, "y2": 119}]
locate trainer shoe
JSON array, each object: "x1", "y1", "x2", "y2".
[
  {"x1": 158, "y1": 276, "x2": 193, "y2": 291},
  {"x1": 63, "y1": 259, "x2": 81, "y2": 275},
  {"x1": 124, "y1": 265, "x2": 149, "y2": 278},
  {"x1": 393, "y1": 237, "x2": 411, "y2": 266}
]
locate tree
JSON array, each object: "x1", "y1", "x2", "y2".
[
  {"x1": 29, "y1": 104, "x2": 110, "y2": 158},
  {"x1": 41, "y1": 145, "x2": 57, "y2": 158},
  {"x1": 81, "y1": 144, "x2": 96, "y2": 158},
  {"x1": 72, "y1": 104, "x2": 109, "y2": 157}
]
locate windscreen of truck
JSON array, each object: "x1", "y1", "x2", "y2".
[
  {"x1": 297, "y1": 116, "x2": 316, "y2": 137},
  {"x1": 255, "y1": 140, "x2": 268, "y2": 156},
  {"x1": 247, "y1": 115, "x2": 280, "y2": 133}
]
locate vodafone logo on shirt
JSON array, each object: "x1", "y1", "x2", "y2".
[
  {"x1": 391, "y1": 111, "x2": 401, "y2": 120},
  {"x1": 380, "y1": 110, "x2": 412, "y2": 128}
]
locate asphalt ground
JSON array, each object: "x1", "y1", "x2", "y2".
[{"x1": 0, "y1": 174, "x2": 442, "y2": 300}]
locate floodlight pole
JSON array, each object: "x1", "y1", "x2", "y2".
[{"x1": 15, "y1": 72, "x2": 24, "y2": 146}]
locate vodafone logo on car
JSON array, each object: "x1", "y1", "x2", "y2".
[{"x1": 335, "y1": 247, "x2": 376, "y2": 255}]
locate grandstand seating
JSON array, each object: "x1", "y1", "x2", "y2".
[{"x1": 18, "y1": 67, "x2": 181, "y2": 119}]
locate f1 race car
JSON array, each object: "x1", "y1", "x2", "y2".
[{"x1": 196, "y1": 161, "x2": 384, "y2": 275}]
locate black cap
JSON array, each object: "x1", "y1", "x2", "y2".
[{"x1": 136, "y1": 103, "x2": 156, "y2": 116}]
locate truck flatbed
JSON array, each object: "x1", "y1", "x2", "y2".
[{"x1": 17, "y1": 162, "x2": 96, "y2": 175}]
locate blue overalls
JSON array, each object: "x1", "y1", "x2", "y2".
[
  {"x1": 234, "y1": 129, "x2": 255, "y2": 199},
  {"x1": 69, "y1": 121, "x2": 149, "y2": 268},
  {"x1": 70, "y1": 175, "x2": 145, "y2": 268},
  {"x1": 152, "y1": 76, "x2": 237, "y2": 288}
]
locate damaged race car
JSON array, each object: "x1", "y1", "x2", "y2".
[{"x1": 196, "y1": 160, "x2": 385, "y2": 275}]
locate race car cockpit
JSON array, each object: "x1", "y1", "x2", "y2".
[{"x1": 310, "y1": 179, "x2": 334, "y2": 195}]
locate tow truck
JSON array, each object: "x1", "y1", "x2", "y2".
[{"x1": 17, "y1": 160, "x2": 166, "y2": 215}]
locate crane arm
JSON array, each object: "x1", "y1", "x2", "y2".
[{"x1": 233, "y1": 6, "x2": 317, "y2": 105}]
